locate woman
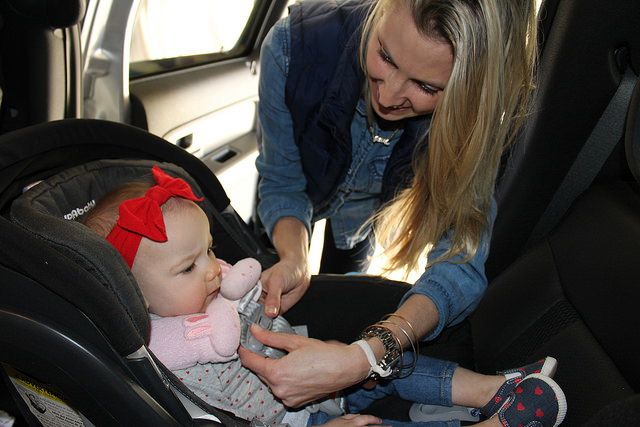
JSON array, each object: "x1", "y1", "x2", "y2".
[{"x1": 246, "y1": 0, "x2": 538, "y2": 413}]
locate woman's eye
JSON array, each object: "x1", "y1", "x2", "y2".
[
  {"x1": 417, "y1": 82, "x2": 438, "y2": 96},
  {"x1": 377, "y1": 46, "x2": 439, "y2": 96},
  {"x1": 378, "y1": 48, "x2": 393, "y2": 65},
  {"x1": 207, "y1": 245, "x2": 216, "y2": 256}
]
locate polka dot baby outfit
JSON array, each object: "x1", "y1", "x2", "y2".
[{"x1": 175, "y1": 359, "x2": 287, "y2": 425}]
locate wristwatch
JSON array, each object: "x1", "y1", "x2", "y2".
[{"x1": 358, "y1": 325, "x2": 400, "y2": 379}]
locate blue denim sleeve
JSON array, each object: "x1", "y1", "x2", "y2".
[
  {"x1": 255, "y1": 17, "x2": 314, "y2": 240},
  {"x1": 400, "y1": 198, "x2": 498, "y2": 340}
]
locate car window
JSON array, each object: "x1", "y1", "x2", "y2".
[{"x1": 129, "y1": 0, "x2": 255, "y2": 77}]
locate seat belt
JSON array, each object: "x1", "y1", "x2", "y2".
[{"x1": 528, "y1": 66, "x2": 638, "y2": 246}]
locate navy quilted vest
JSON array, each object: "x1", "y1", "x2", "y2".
[{"x1": 285, "y1": 0, "x2": 429, "y2": 210}]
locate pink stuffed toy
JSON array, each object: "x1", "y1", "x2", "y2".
[{"x1": 148, "y1": 257, "x2": 261, "y2": 371}]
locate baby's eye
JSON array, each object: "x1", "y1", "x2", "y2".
[
  {"x1": 207, "y1": 245, "x2": 216, "y2": 256},
  {"x1": 183, "y1": 263, "x2": 195, "y2": 274}
]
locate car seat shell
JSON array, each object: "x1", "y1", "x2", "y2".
[{"x1": 0, "y1": 119, "x2": 275, "y2": 426}]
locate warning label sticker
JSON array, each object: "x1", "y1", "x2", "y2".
[{"x1": 4, "y1": 366, "x2": 87, "y2": 427}]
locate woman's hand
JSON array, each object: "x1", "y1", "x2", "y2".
[
  {"x1": 320, "y1": 414, "x2": 389, "y2": 426},
  {"x1": 239, "y1": 324, "x2": 370, "y2": 407},
  {"x1": 260, "y1": 217, "x2": 311, "y2": 317},
  {"x1": 259, "y1": 257, "x2": 310, "y2": 317}
]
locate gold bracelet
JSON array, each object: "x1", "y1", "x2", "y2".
[
  {"x1": 382, "y1": 313, "x2": 419, "y2": 345},
  {"x1": 379, "y1": 320, "x2": 417, "y2": 377},
  {"x1": 381, "y1": 314, "x2": 420, "y2": 377},
  {"x1": 382, "y1": 314, "x2": 419, "y2": 355}
]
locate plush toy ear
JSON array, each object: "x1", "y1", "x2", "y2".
[
  {"x1": 220, "y1": 258, "x2": 262, "y2": 300},
  {"x1": 183, "y1": 315, "x2": 211, "y2": 339}
]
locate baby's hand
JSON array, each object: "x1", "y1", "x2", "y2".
[{"x1": 320, "y1": 414, "x2": 388, "y2": 427}]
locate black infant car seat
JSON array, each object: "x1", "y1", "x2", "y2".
[{"x1": 0, "y1": 119, "x2": 278, "y2": 426}]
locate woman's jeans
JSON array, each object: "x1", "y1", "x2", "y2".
[{"x1": 308, "y1": 353, "x2": 460, "y2": 426}]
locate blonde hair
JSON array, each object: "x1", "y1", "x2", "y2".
[{"x1": 361, "y1": 0, "x2": 538, "y2": 275}]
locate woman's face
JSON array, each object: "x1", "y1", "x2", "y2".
[{"x1": 366, "y1": 2, "x2": 454, "y2": 121}]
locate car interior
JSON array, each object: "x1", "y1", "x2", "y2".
[{"x1": 0, "y1": 0, "x2": 638, "y2": 426}]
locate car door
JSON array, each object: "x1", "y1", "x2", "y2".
[{"x1": 81, "y1": 0, "x2": 289, "y2": 221}]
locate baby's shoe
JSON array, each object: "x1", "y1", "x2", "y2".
[
  {"x1": 480, "y1": 356, "x2": 557, "y2": 417},
  {"x1": 498, "y1": 356, "x2": 558, "y2": 382},
  {"x1": 495, "y1": 373, "x2": 567, "y2": 426}
]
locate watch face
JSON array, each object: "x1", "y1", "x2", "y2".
[{"x1": 359, "y1": 325, "x2": 401, "y2": 376}]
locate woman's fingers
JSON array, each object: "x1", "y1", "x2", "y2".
[
  {"x1": 260, "y1": 269, "x2": 283, "y2": 317},
  {"x1": 250, "y1": 324, "x2": 303, "y2": 352},
  {"x1": 239, "y1": 329, "x2": 370, "y2": 407}
]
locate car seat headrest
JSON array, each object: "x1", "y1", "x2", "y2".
[
  {"x1": 625, "y1": 75, "x2": 640, "y2": 183},
  {"x1": 9, "y1": 159, "x2": 208, "y2": 351},
  {"x1": 5, "y1": 0, "x2": 86, "y2": 28}
]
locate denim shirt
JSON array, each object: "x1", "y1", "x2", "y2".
[
  {"x1": 256, "y1": 16, "x2": 496, "y2": 338},
  {"x1": 257, "y1": 17, "x2": 402, "y2": 248}
]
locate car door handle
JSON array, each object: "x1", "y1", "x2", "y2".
[
  {"x1": 209, "y1": 148, "x2": 238, "y2": 164},
  {"x1": 176, "y1": 133, "x2": 193, "y2": 149}
]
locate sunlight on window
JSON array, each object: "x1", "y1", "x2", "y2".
[{"x1": 130, "y1": 0, "x2": 253, "y2": 63}]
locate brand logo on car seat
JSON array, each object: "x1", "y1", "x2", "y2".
[{"x1": 63, "y1": 200, "x2": 96, "y2": 220}]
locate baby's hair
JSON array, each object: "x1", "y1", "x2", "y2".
[
  {"x1": 82, "y1": 180, "x2": 153, "y2": 238},
  {"x1": 83, "y1": 177, "x2": 204, "y2": 239}
]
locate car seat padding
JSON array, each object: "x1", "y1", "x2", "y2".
[{"x1": 9, "y1": 158, "x2": 209, "y2": 354}]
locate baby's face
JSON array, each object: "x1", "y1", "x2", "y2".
[{"x1": 132, "y1": 202, "x2": 221, "y2": 317}]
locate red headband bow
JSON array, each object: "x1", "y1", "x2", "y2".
[{"x1": 106, "y1": 166, "x2": 204, "y2": 268}]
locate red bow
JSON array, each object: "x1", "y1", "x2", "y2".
[{"x1": 107, "y1": 166, "x2": 204, "y2": 268}]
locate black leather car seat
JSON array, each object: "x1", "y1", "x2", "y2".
[
  {"x1": 471, "y1": 74, "x2": 640, "y2": 426},
  {"x1": 486, "y1": 0, "x2": 640, "y2": 280}
]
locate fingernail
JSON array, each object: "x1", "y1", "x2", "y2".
[{"x1": 266, "y1": 306, "x2": 278, "y2": 316}]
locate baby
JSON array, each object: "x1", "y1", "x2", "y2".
[{"x1": 84, "y1": 166, "x2": 568, "y2": 427}]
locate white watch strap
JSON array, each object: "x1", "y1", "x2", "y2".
[{"x1": 352, "y1": 339, "x2": 392, "y2": 378}]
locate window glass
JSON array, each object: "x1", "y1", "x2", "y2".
[{"x1": 129, "y1": 0, "x2": 254, "y2": 76}]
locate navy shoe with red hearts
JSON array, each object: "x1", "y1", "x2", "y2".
[
  {"x1": 495, "y1": 373, "x2": 567, "y2": 426},
  {"x1": 480, "y1": 356, "x2": 558, "y2": 417}
]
